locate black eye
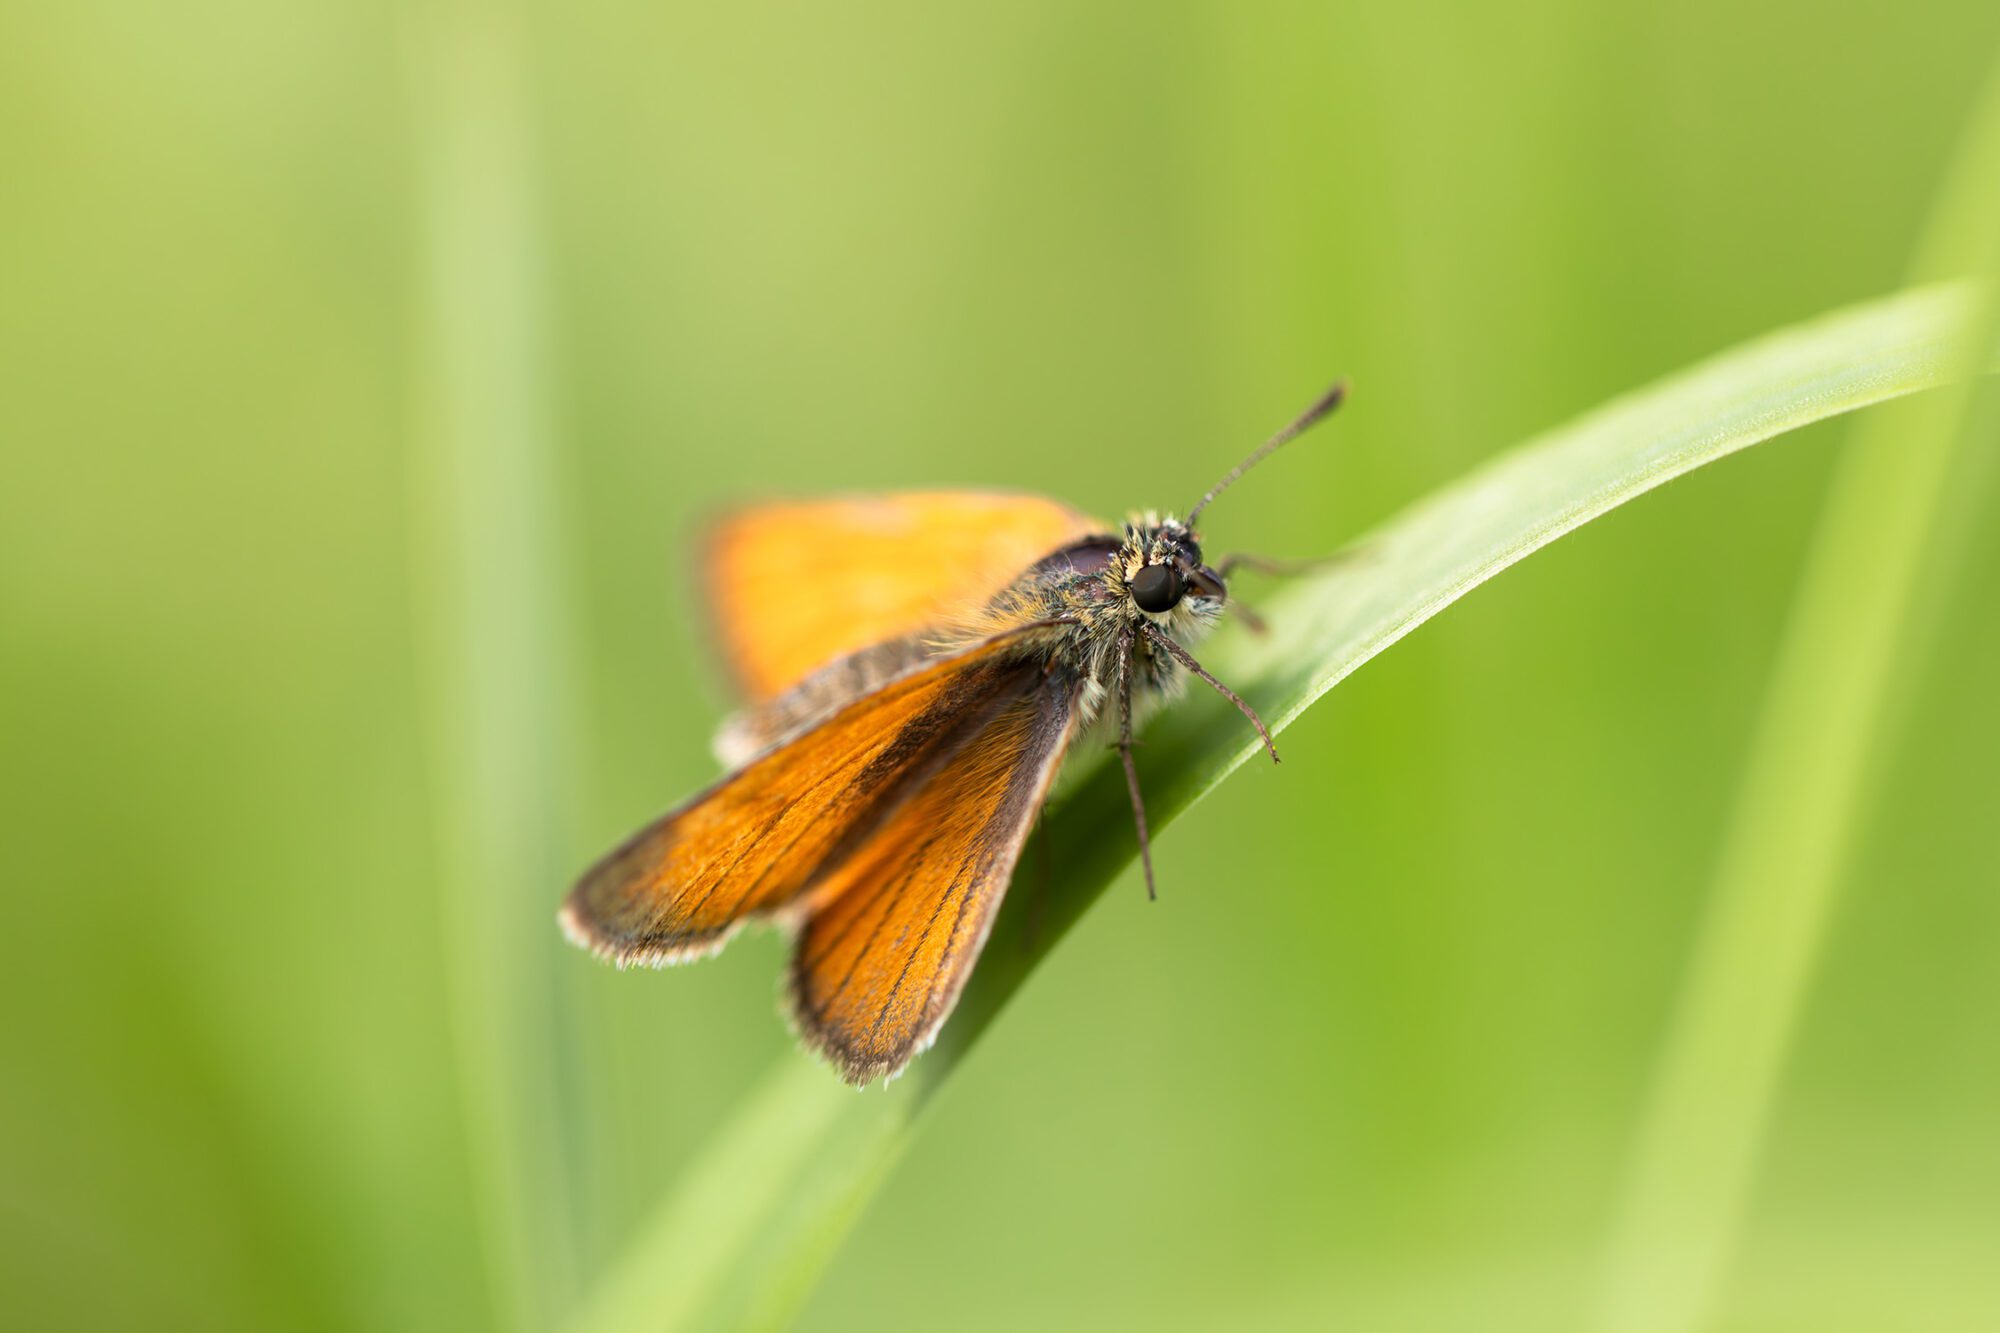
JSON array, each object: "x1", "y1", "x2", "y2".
[{"x1": 1130, "y1": 564, "x2": 1183, "y2": 613}]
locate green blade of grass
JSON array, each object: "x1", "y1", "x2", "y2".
[
  {"x1": 406, "y1": 4, "x2": 579, "y2": 1328},
  {"x1": 566, "y1": 281, "x2": 2000, "y2": 1333},
  {"x1": 1594, "y1": 66, "x2": 2000, "y2": 1333}
]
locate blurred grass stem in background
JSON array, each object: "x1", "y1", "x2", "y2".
[
  {"x1": 1596, "y1": 62, "x2": 2000, "y2": 1333},
  {"x1": 407, "y1": 0, "x2": 579, "y2": 1326}
]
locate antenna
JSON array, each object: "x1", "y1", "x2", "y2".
[{"x1": 1187, "y1": 379, "x2": 1347, "y2": 525}]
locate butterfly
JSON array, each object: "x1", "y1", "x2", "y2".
[{"x1": 560, "y1": 382, "x2": 1346, "y2": 1084}]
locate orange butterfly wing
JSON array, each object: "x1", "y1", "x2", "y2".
[
  {"x1": 560, "y1": 631, "x2": 1063, "y2": 974},
  {"x1": 705, "y1": 491, "x2": 1103, "y2": 701},
  {"x1": 787, "y1": 666, "x2": 1078, "y2": 1083}
]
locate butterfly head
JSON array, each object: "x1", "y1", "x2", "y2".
[
  {"x1": 1115, "y1": 379, "x2": 1346, "y2": 622},
  {"x1": 1120, "y1": 515, "x2": 1228, "y2": 617}
]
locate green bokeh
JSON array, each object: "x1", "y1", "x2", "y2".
[{"x1": 4, "y1": 1, "x2": 1997, "y2": 1329}]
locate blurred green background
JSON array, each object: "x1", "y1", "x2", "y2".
[{"x1": 5, "y1": 0, "x2": 1999, "y2": 1329}]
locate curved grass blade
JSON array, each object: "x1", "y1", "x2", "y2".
[{"x1": 566, "y1": 281, "x2": 2000, "y2": 1333}]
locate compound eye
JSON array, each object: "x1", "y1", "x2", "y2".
[{"x1": 1129, "y1": 563, "x2": 1184, "y2": 613}]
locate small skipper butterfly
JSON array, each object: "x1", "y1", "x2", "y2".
[{"x1": 561, "y1": 382, "x2": 1346, "y2": 1084}]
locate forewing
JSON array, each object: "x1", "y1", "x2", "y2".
[
  {"x1": 787, "y1": 666, "x2": 1080, "y2": 1085},
  {"x1": 706, "y1": 491, "x2": 1102, "y2": 701},
  {"x1": 561, "y1": 637, "x2": 1039, "y2": 967}
]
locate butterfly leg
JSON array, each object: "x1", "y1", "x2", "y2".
[
  {"x1": 1215, "y1": 547, "x2": 1363, "y2": 580},
  {"x1": 1115, "y1": 625, "x2": 1158, "y2": 901},
  {"x1": 1141, "y1": 623, "x2": 1281, "y2": 765},
  {"x1": 1215, "y1": 548, "x2": 1367, "y2": 635},
  {"x1": 1227, "y1": 598, "x2": 1269, "y2": 636}
]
